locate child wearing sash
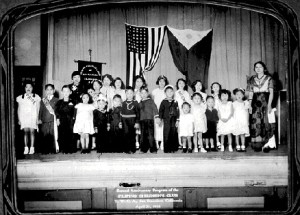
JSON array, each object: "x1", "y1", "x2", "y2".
[
  {"x1": 16, "y1": 80, "x2": 41, "y2": 154},
  {"x1": 38, "y1": 84, "x2": 59, "y2": 154}
]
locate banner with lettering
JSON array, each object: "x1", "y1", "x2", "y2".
[{"x1": 77, "y1": 60, "x2": 103, "y2": 85}]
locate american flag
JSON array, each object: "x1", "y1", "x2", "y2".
[{"x1": 125, "y1": 23, "x2": 166, "y2": 86}]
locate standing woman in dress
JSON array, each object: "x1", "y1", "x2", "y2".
[{"x1": 247, "y1": 61, "x2": 276, "y2": 152}]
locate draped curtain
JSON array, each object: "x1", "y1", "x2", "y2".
[{"x1": 45, "y1": 3, "x2": 286, "y2": 95}]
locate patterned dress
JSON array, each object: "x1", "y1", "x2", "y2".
[{"x1": 247, "y1": 74, "x2": 275, "y2": 150}]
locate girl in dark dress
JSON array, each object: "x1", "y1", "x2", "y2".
[
  {"x1": 109, "y1": 94, "x2": 124, "y2": 153},
  {"x1": 56, "y1": 85, "x2": 75, "y2": 154},
  {"x1": 203, "y1": 96, "x2": 219, "y2": 151},
  {"x1": 93, "y1": 98, "x2": 110, "y2": 153},
  {"x1": 159, "y1": 85, "x2": 179, "y2": 153}
]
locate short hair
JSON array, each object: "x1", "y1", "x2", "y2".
[
  {"x1": 102, "y1": 74, "x2": 114, "y2": 85},
  {"x1": 206, "y1": 95, "x2": 214, "y2": 101},
  {"x1": 164, "y1": 85, "x2": 174, "y2": 92},
  {"x1": 61, "y1": 85, "x2": 71, "y2": 91},
  {"x1": 126, "y1": 86, "x2": 134, "y2": 92},
  {"x1": 254, "y1": 61, "x2": 268, "y2": 73},
  {"x1": 45, "y1": 84, "x2": 55, "y2": 90},
  {"x1": 191, "y1": 92, "x2": 203, "y2": 100},
  {"x1": 156, "y1": 75, "x2": 169, "y2": 86},
  {"x1": 182, "y1": 101, "x2": 191, "y2": 109},
  {"x1": 113, "y1": 94, "x2": 122, "y2": 100},
  {"x1": 210, "y1": 82, "x2": 222, "y2": 95},
  {"x1": 191, "y1": 80, "x2": 205, "y2": 93},
  {"x1": 176, "y1": 78, "x2": 188, "y2": 91},
  {"x1": 140, "y1": 86, "x2": 149, "y2": 93},
  {"x1": 113, "y1": 77, "x2": 125, "y2": 90},
  {"x1": 233, "y1": 88, "x2": 245, "y2": 95},
  {"x1": 220, "y1": 89, "x2": 231, "y2": 101},
  {"x1": 71, "y1": 71, "x2": 80, "y2": 79},
  {"x1": 133, "y1": 75, "x2": 147, "y2": 89}
]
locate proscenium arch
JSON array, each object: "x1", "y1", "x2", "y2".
[{"x1": 0, "y1": 0, "x2": 299, "y2": 214}]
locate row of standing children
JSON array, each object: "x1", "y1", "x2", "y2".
[{"x1": 17, "y1": 70, "x2": 249, "y2": 154}]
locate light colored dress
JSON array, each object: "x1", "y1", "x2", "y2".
[
  {"x1": 73, "y1": 103, "x2": 95, "y2": 134},
  {"x1": 191, "y1": 103, "x2": 207, "y2": 133},
  {"x1": 17, "y1": 94, "x2": 41, "y2": 130},
  {"x1": 179, "y1": 113, "x2": 194, "y2": 137},
  {"x1": 217, "y1": 101, "x2": 234, "y2": 135},
  {"x1": 134, "y1": 89, "x2": 142, "y2": 103},
  {"x1": 232, "y1": 100, "x2": 250, "y2": 136},
  {"x1": 152, "y1": 88, "x2": 166, "y2": 141},
  {"x1": 213, "y1": 94, "x2": 221, "y2": 110},
  {"x1": 100, "y1": 86, "x2": 115, "y2": 109}
]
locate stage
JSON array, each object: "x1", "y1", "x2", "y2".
[{"x1": 17, "y1": 145, "x2": 288, "y2": 190}]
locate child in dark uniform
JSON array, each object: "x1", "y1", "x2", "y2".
[
  {"x1": 109, "y1": 94, "x2": 124, "y2": 153},
  {"x1": 203, "y1": 96, "x2": 219, "y2": 151},
  {"x1": 159, "y1": 85, "x2": 179, "y2": 153},
  {"x1": 56, "y1": 85, "x2": 75, "y2": 154},
  {"x1": 121, "y1": 86, "x2": 140, "y2": 154},
  {"x1": 93, "y1": 98, "x2": 110, "y2": 153},
  {"x1": 139, "y1": 87, "x2": 159, "y2": 153},
  {"x1": 39, "y1": 84, "x2": 59, "y2": 154}
]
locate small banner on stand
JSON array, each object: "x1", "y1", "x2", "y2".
[{"x1": 77, "y1": 60, "x2": 103, "y2": 85}]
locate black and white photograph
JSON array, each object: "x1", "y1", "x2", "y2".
[{"x1": 0, "y1": 0, "x2": 300, "y2": 214}]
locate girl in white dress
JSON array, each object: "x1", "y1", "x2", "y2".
[
  {"x1": 73, "y1": 93, "x2": 95, "y2": 153},
  {"x1": 191, "y1": 93, "x2": 207, "y2": 153},
  {"x1": 179, "y1": 102, "x2": 194, "y2": 153},
  {"x1": 16, "y1": 81, "x2": 41, "y2": 154},
  {"x1": 217, "y1": 89, "x2": 234, "y2": 152},
  {"x1": 113, "y1": 77, "x2": 126, "y2": 102},
  {"x1": 191, "y1": 80, "x2": 207, "y2": 104},
  {"x1": 152, "y1": 75, "x2": 168, "y2": 150},
  {"x1": 232, "y1": 88, "x2": 250, "y2": 152},
  {"x1": 175, "y1": 78, "x2": 191, "y2": 148}
]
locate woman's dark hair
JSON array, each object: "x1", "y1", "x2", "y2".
[
  {"x1": 133, "y1": 75, "x2": 147, "y2": 89},
  {"x1": 156, "y1": 75, "x2": 169, "y2": 86},
  {"x1": 81, "y1": 93, "x2": 93, "y2": 104},
  {"x1": 61, "y1": 85, "x2": 71, "y2": 91},
  {"x1": 114, "y1": 77, "x2": 125, "y2": 90},
  {"x1": 92, "y1": 80, "x2": 103, "y2": 89},
  {"x1": 102, "y1": 74, "x2": 114, "y2": 86},
  {"x1": 220, "y1": 89, "x2": 231, "y2": 101},
  {"x1": 253, "y1": 61, "x2": 270, "y2": 76},
  {"x1": 176, "y1": 78, "x2": 188, "y2": 91},
  {"x1": 210, "y1": 82, "x2": 222, "y2": 95},
  {"x1": 23, "y1": 80, "x2": 34, "y2": 89},
  {"x1": 191, "y1": 80, "x2": 205, "y2": 93},
  {"x1": 71, "y1": 71, "x2": 80, "y2": 79},
  {"x1": 191, "y1": 92, "x2": 203, "y2": 101},
  {"x1": 45, "y1": 84, "x2": 55, "y2": 90}
]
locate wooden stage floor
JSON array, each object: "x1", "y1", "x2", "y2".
[{"x1": 17, "y1": 145, "x2": 288, "y2": 190}]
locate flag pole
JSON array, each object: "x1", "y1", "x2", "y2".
[{"x1": 88, "y1": 49, "x2": 92, "y2": 62}]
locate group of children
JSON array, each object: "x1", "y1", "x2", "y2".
[{"x1": 17, "y1": 71, "x2": 251, "y2": 155}]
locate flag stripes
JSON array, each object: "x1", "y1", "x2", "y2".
[{"x1": 126, "y1": 23, "x2": 166, "y2": 86}]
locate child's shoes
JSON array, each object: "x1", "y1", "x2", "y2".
[
  {"x1": 23, "y1": 147, "x2": 29, "y2": 155},
  {"x1": 228, "y1": 145, "x2": 233, "y2": 152},
  {"x1": 236, "y1": 145, "x2": 241, "y2": 152},
  {"x1": 29, "y1": 147, "x2": 35, "y2": 154},
  {"x1": 135, "y1": 142, "x2": 140, "y2": 149},
  {"x1": 220, "y1": 145, "x2": 225, "y2": 152},
  {"x1": 200, "y1": 148, "x2": 207, "y2": 153},
  {"x1": 187, "y1": 148, "x2": 192, "y2": 153},
  {"x1": 182, "y1": 148, "x2": 187, "y2": 153},
  {"x1": 193, "y1": 148, "x2": 199, "y2": 153},
  {"x1": 160, "y1": 143, "x2": 164, "y2": 151},
  {"x1": 217, "y1": 142, "x2": 221, "y2": 149},
  {"x1": 241, "y1": 145, "x2": 246, "y2": 152}
]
